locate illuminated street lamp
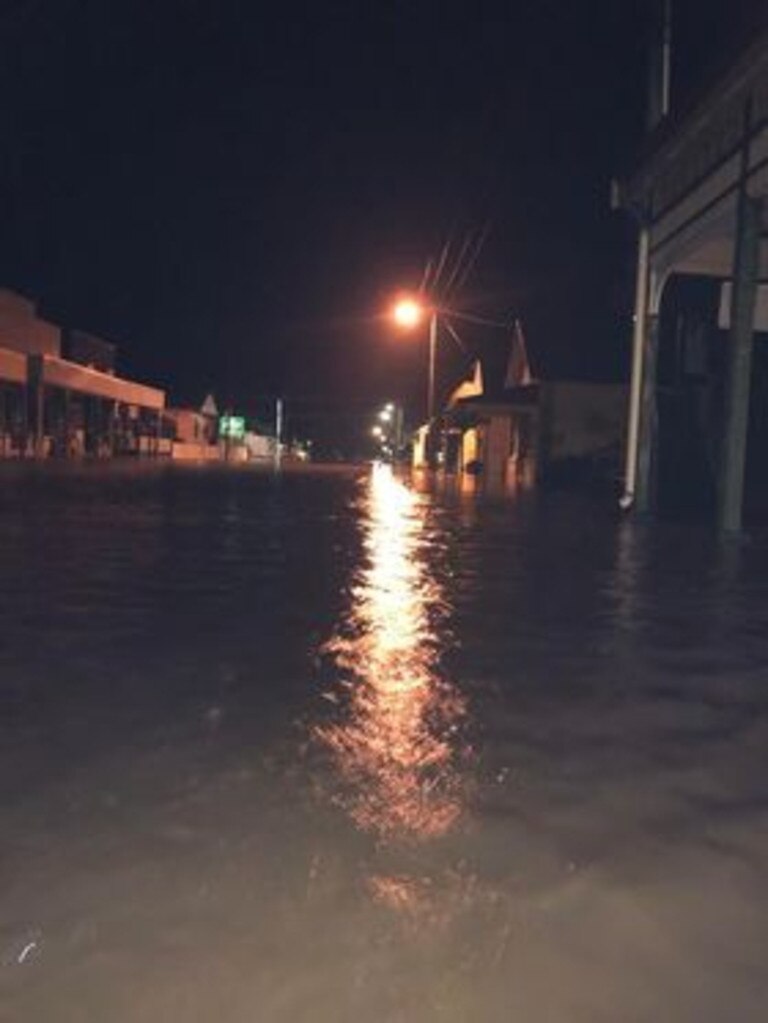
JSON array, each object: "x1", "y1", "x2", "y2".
[
  {"x1": 392, "y1": 296, "x2": 511, "y2": 424},
  {"x1": 379, "y1": 408, "x2": 392, "y2": 422},
  {"x1": 392, "y1": 296, "x2": 438, "y2": 422},
  {"x1": 371, "y1": 424, "x2": 383, "y2": 439},
  {"x1": 392, "y1": 297, "x2": 423, "y2": 330}
]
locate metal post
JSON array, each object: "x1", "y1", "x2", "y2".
[
  {"x1": 718, "y1": 194, "x2": 761, "y2": 533},
  {"x1": 621, "y1": 227, "x2": 650, "y2": 508},
  {"x1": 428, "y1": 311, "x2": 437, "y2": 422},
  {"x1": 275, "y1": 397, "x2": 284, "y2": 465}
]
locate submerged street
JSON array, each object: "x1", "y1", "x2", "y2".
[{"x1": 1, "y1": 462, "x2": 767, "y2": 1021}]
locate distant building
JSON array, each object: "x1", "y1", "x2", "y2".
[
  {"x1": 62, "y1": 329, "x2": 117, "y2": 374},
  {"x1": 244, "y1": 429, "x2": 275, "y2": 461},
  {"x1": 165, "y1": 406, "x2": 219, "y2": 460},
  {"x1": 0, "y1": 289, "x2": 60, "y2": 357},
  {"x1": 0, "y1": 289, "x2": 165, "y2": 458},
  {"x1": 417, "y1": 321, "x2": 627, "y2": 488},
  {"x1": 446, "y1": 380, "x2": 627, "y2": 488}
]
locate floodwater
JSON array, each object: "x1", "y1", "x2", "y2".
[{"x1": 0, "y1": 461, "x2": 767, "y2": 1022}]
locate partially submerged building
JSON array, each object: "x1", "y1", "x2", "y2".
[
  {"x1": 614, "y1": 28, "x2": 768, "y2": 529},
  {"x1": 0, "y1": 290, "x2": 165, "y2": 457},
  {"x1": 417, "y1": 323, "x2": 626, "y2": 489},
  {"x1": 164, "y1": 405, "x2": 219, "y2": 460},
  {"x1": 446, "y1": 381, "x2": 626, "y2": 489}
]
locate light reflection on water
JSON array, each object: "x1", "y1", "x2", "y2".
[{"x1": 316, "y1": 463, "x2": 467, "y2": 843}]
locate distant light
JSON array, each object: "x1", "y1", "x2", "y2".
[
  {"x1": 371, "y1": 425, "x2": 383, "y2": 438},
  {"x1": 393, "y1": 298, "x2": 423, "y2": 329},
  {"x1": 379, "y1": 408, "x2": 392, "y2": 422}
]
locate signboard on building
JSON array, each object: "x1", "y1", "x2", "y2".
[{"x1": 219, "y1": 415, "x2": 245, "y2": 439}]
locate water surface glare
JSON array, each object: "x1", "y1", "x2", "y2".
[{"x1": 0, "y1": 461, "x2": 767, "y2": 1022}]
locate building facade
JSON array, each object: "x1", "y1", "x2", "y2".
[
  {"x1": 0, "y1": 289, "x2": 166, "y2": 458},
  {"x1": 615, "y1": 30, "x2": 768, "y2": 529}
]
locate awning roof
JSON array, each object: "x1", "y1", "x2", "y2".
[
  {"x1": 0, "y1": 346, "x2": 165, "y2": 410},
  {"x1": 42, "y1": 357, "x2": 165, "y2": 409},
  {"x1": 453, "y1": 384, "x2": 540, "y2": 414}
]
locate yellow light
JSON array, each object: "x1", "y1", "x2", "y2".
[
  {"x1": 393, "y1": 297, "x2": 424, "y2": 329},
  {"x1": 314, "y1": 464, "x2": 466, "y2": 841}
]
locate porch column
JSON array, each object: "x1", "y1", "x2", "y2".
[
  {"x1": 718, "y1": 194, "x2": 762, "y2": 533},
  {"x1": 635, "y1": 312, "x2": 660, "y2": 515},
  {"x1": 106, "y1": 400, "x2": 116, "y2": 457},
  {"x1": 27, "y1": 355, "x2": 45, "y2": 459},
  {"x1": 63, "y1": 389, "x2": 72, "y2": 457},
  {"x1": 155, "y1": 411, "x2": 162, "y2": 456},
  {"x1": 622, "y1": 227, "x2": 650, "y2": 507}
]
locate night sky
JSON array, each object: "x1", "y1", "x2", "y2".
[{"x1": 1, "y1": 0, "x2": 766, "y2": 432}]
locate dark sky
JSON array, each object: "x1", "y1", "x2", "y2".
[{"x1": 0, "y1": 0, "x2": 765, "y2": 427}]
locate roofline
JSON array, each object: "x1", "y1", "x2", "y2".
[{"x1": 617, "y1": 25, "x2": 768, "y2": 211}]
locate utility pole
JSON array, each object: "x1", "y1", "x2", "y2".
[
  {"x1": 275, "y1": 396, "x2": 284, "y2": 466},
  {"x1": 427, "y1": 310, "x2": 437, "y2": 423}
]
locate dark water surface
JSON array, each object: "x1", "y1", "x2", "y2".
[{"x1": 1, "y1": 462, "x2": 766, "y2": 1022}]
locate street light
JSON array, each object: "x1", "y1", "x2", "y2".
[
  {"x1": 392, "y1": 296, "x2": 438, "y2": 422},
  {"x1": 392, "y1": 296, "x2": 512, "y2": 424},
  {"x1": 392, "y1": 298, "x2": 424, "y2": 329}
]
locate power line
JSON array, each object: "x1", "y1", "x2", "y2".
[
  {"x1": 453, "y1": 218, "x2": 492, "y2": 296},
  {"x1": 419, "y1": 257, "x2": 433, "y2": 294},
  {"x1": 440, "y1": 227, "x2": 476, "y2": 302},
  {"x1": 441, "y1": 316, "x2": 468, "y2": 353},
  {"x1": 430, "y1": 234, "x2": 453, "y2": 296}
]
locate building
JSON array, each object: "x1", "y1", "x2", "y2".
[
  {"x1": 614, "y1": 28, "x2": 768, "y2": 529},
  {"x1": 0, "y1": 289, "x2": 166, "y2": 458},
  {"x1": 164, "y1": 405, "x2": 219, "y2": 460},
  {"x1": 416, "y1": 323, "x2": 627, "y2": 489},
  {"x1": 445, "y1": 382, "x2": 627, "y2": 489},
  {"x1": 62, "y1": 329, "x2": 117, "y2": 374}
]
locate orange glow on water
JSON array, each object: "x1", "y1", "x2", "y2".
[{"x1": 317, "y1": 464, "x2": 466, "y2": 841}]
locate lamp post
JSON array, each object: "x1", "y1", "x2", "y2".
[
  {"x1": 392, "y1": 297, "x2": 511, "y2": 417},
  {"x1": 393, "y1": 297, "x2": 439, "y2": 423},
  {"x1": 427, "y1": 309, "x2": 437, "y2": 422}
]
